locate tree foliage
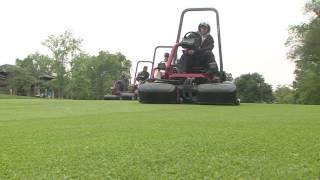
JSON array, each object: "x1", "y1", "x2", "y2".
[
  {"x1": 286, "y1": 0, "x2": 320, "y2": 104},
  {"x1": 16, "y1": 53, "x2": 53, "y2": 78},
  {"x1": 69, "y1": 52, "x2": 131, "y2": 99},
  {"x1": 3, "y1": 31, "x2": 132, "y2": 99},
  {"x1": 42, "y1": 30, "x2": 82, "y2": 98},
  {"x1": 273, "y1": 86, "x2": 295, "y2": 104},
  {"x1": 234, "y1": 73, "x2": 273, "y2": 103},
  {"x1": 6, "y1": 66, "x2": 35, "y2": 96},
  {"x1": 7, "y1": 53, "x2": 53, "y2": 96}
]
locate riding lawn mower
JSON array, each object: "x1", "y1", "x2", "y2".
[{"x1": 138, "y1": 8, "x2": 240, "y2": 105}]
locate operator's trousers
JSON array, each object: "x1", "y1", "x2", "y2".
[{"x1": 178, "y1": 50, "x2": 216, "y2": 73}]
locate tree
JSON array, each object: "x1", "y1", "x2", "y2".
[
  {"x1": 305, "y1": 0, "x2": 320, "y2": 17},
  {"x1": 16, "y1": 52, "x2": 53, "y2": 78},
  {"x1": 68, "y1": 53, "x2": 92, "y2": 99},
  {"x1": 6, "y1": 66, "x2": 35, "y2": 96},
  {"x1": 273, "y1": 85, "x2": 295, "y2": 104},
  {"x1": 286, "y1": 0, "x2": 320, "y2": 104},
  {"x1": 42, "y1": 30, "x2": 82, "y2": 98},
  {"x1": 3, "y1": 30, "x2": 132, "y2": 99},
  {"x1": 68, "y1": 51, "x2": 132, "y2": 100},
  {"x1": 234, "y1": 73, "x2": 273, "y2": 103},
  {"x1": 9, "y1": 53, "x2": 53, "y2": 96},
  {"x1": 87, "y1": 51, "x2": 131, "y2": 99}
]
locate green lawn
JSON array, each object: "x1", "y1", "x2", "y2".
[
  {"x1": 0, "y1": 94, "x2": 36, "y2": 99},
  {"x1": 0, "y1": 99, "x2": 319, "y2": 179}
]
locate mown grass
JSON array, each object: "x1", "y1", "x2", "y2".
[
  {"x1": 0, "y1": 94, "x2": 36, "y2": 99},
  {"x1": 0, "y1": 99, "x2": 319, "y2": 179}
]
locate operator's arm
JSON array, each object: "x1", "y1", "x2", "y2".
[
  {"x1": 199, "y1": 35, "x2": 214, "y2": 52},
  {"x1": 145, "y1": 72, "x2": 150, "y2": 79}
]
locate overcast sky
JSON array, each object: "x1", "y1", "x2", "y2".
[{"x1": 0, "y1": 0, "x2": 307, "y2": 87}]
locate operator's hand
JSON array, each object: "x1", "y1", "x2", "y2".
[{"x1": 187, "y1": 49, "x2": 195, "y2": 55}]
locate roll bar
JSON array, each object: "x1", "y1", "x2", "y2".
[{"x1": 175, "y1": 8, "x2": 224, "y2": 77}]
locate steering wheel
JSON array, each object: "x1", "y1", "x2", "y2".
[
  {"x1": 181, "y1": 31, "x2": 202, "y2": 49},
  {"x1": 183, "y1": 31, "x2": 201, "y2": 40}
]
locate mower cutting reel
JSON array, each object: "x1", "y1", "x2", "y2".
[{"x1": 138, "y1": 8, "x2": 240, "y2": 105}]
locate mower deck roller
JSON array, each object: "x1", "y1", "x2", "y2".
[
  {"x1": 103, "y1": 95, "x2": 121, "y2": 100},
  {"x1": 103, "y1": 92, "x2": 135, "y2": 100},
  {"x1": 138, "y1": 82, "x2": 238, "y2": 104},
  {"x1": 197, "y1": 82, "x2": 238, "y2": 105},
  {"x1": 138, "y1": 83, "x2": 177, "y2": 103},
  {"x1": 104, "y1": 92, "x2": 135, "y2": 100},
  {"x1": 119, "y1": 92, "x2": 135, "y2": 100}
]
